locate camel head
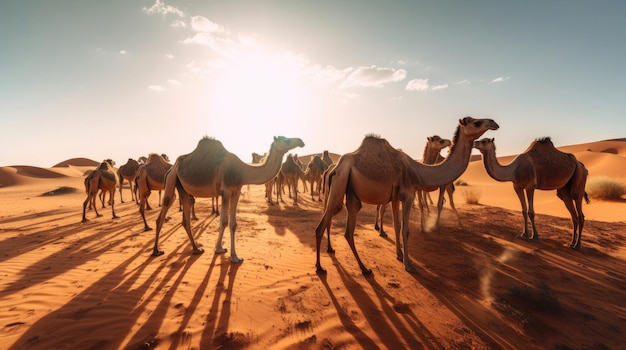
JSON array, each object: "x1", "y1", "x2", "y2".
[
  {"x1": 458, "y1": 117, "x2": 499, "y2": 141},
  {"x1": 272, "y1": 136, "x2": 305, "y2": 154},
  {"x1": 473, "y1": 137, "x2": 495, "y2": 154},
  {"x1": 426, "y1": 135, "x2": 452, "y2": 151}
]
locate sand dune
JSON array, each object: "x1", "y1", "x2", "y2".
[{"x1": 0, "y1": 139, "x2": 625, "y2": 349}]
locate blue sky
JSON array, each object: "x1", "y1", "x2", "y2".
[{"x1": 1, "y1": 0, "x2": 624, "y2": 167}]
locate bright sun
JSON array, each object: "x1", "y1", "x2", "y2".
[{"x1": 204, "y1": 47, "x2": 312, "y2": 153}]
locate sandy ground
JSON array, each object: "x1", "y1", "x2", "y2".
[{"x1": 0, "y1": 140, "x2": 625, "y2": 349}]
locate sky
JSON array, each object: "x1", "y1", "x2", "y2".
[{"x1": 1, "y1": 0, "x2": 625, "y2": 168}]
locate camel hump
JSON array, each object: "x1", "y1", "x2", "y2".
[{"x1": 353, "y1": 136, "x2": 405, "y2": 182}]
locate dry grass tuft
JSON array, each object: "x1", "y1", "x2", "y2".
[
  {"x1": 586, "y1": 176, "x2": 626, "y2": 200},
  {"x1": 462, "y1": 188, "x2": 482, "y2": 204}
]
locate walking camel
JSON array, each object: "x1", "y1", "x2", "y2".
[
  {"x1": 315, "y1": 117, "x2": 499, "y2": 275},
  {"x1": 82, "y1": 159, "x2": 119, "y2": 222},
  {"x1": 117, "y1": 158, "x2": 141, "y2": 204},
  {"x1": 135, "y1": 153, "x2": 172, "y2": 231},
  {"x1": 152, "y1": 136, "x2": 304, "y2": 262},
  {"x1": 473, "y1": 137, "x2": 589, "y2": 249}
]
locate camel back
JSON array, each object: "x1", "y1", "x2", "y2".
[{"x1": 526, "y1": 138, "x2": 577, "y2": 176}]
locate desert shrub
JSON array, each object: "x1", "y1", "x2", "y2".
[
  {"x1": 454, "y1": 179, "x2": 468, "y2": 186},
  {"x1": 462, "y1": 188, "x2": 481, "y2": 204},
  {"x1": 586, "y1": 176, "x2": 626, "y2": 200}
]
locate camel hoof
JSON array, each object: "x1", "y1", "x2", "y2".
[
  {"x1": 516, "y1": 234, "x2": 529, "y2": 241},
  {"x1": 96, "y1": 214, "x2": 103, "y2": 218},
  {"x1": 151, "y1": 250, "x2": 164, "y2": 257},
  {"x1": 327, "y1": 247, "x2": 335, "y2": 254},
  {"x1": 144, "y1": 226, "x2": 153, "y2": 232},
  {"x1": 396, "y1": 255, "x2": 403, "y2": 262},
  {"x1": 316, "y1": 266, "x2": 327, "y2": 275},
  {"x1": 362, "y1": 268, "x2": 373, "y2": 276},
  {"x1": 215, "y1": 248, "x2": 227, "y2": 254},
  {"x1": 231, "y1": 257, "x2": 243, "y2": 263},
  {"x1": 379, "y1": 231, "x2": 388, "y2": 238},
  {"x1": 405, "y1": 265, "x2": 418, "y2": 274},
  {"x1": 81, "y1": 218, "x2": 89, "y2": 223},
  {"x1": 113, "y1": 215, "x2": 119, "y2": 219},
  {"x1": 193, "y1": 248, "x2": 205, "y2": 255}
]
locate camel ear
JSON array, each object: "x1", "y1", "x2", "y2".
[
  {"x1": 427, "y1": 136, "x2": 433, "y2": 141},
  {"x1": 460, "y1": 117, "x2": 471, "y2": 126},
  {"x1": 490, "y1": 138, "x2": 495, "y2": 142}
]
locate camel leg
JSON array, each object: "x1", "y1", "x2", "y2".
[
  {"x1": 82, "y1": 194, "x2": 93, "y2": 222},
  {"x1": 228, "y1": 190, "x2": 243, "y2": 263},
  {"x1": 152, "y1": 183, "x2": 177, "y2": 256},
  {"x1": 514, "y1": 187, "x2": 531, "y2": 239},
  {"x1": 526, "y1": 188, "x2": 539, "y2": 242},
  {"x1": 401, "y1": 193, "x2": 417, "y2": 273},
  {"x1": 435, "y1": 186, "x2": 446, "y2": 231},
  {"x1": 119, "y1": 180, "x2": 125, "y2": 203},
  {"x1": 417, "y1": 190, "x2": 427, "y2": 232},
  {"x1": 344, "y1": 189, "x2": 370, "y2": 275},
  {"x1": 109, "y1": 189, "x2": 118, "y2": 219},
  {"x1": 215, "y1": 190, "x2": 230, "y2": 255},
  {"x1": 390, "y1": 200, "x2": 403, "y2": 262},
  {"x1": 315, "y1": 169, "x2": 347, "y2": 274},
  {"x1": 375, "y1": 204, "x2": 388, "y2": 237},
  {"x1": 557, "y1": 188, "x2": 584, "y2": 249},
  {"x1": 139, "y1": 194, "x2": 152, "y2": 231},
  {"x1": 447, "y1": 184, "x2": 460, "y2": 225},
  {"x1": 178, "y1": 188, "x2": 204, "y2": 255}
]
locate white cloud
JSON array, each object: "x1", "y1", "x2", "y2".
[
  {"x1": 119, "y1": 50, "x2": 127, "y2": 55},
  {"x1": 431, "y1": 84, "x2": 448, "y2": 90},
  {"x1": 148, "y1": 85, "x2": 164, "y2": 92},
  {"x1": 340, "y1": 65, "x2": 406, "y2": 89},
  {"x1": 406, "y1": 78, "x2": 429, "y2": 91},
  {"x1": 191, "y1": 16, "x2": 225, "y2": 33},
  {"x1": 492, "y1": 76, "x2": 511, "y2": 83},
  {"x1": 453, "y1": 79, "x2": 471, "y2": 85},
  {"x1": 171, "y1": 20, "x2": 186, "y2": 28},
  {"x1": 168, "y1": 79, "x2": 181, "y2": 86},
  {"x1": 142, "y1": 0, "x2": 185, "y2": 17},
  {"x1": 165, "y1": 54, "x2": 174, "y2": 59}
]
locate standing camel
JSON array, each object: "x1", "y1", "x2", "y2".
[
  {"x1": 281, "y1": 154, "x2": 306, "y2": 205},
  {"x1": 152, "y1": 136, "x2": 304, "y2": 262},
  {"x1": 315, "y1": 117, "x2": 499, "y2": 275},
  {"x1": 82, "y1": 159, "x2": 119, "y2": 222},
  {"x1": 473, "y1": 137, "x2": 589, "y2": 249},
  {"x1": 135, "y1": 153, "x2": 172, "y2": 231},
  {"x1": 306, "y1": 155, "x2": 329, "y2": 202},
  {"x1": 117, "y1": 158, "x2": 141, "y2": 204}
]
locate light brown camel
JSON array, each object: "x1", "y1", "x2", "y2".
[
  {"x1": 135, "y1": 153, "x2": 172, "y2": 231},
  {"x1": 315, "y1": 117, "x2": 499, "y2": 275},
  {"x1": 473, "y1": 137, "x2": 589, "y2": 249},
  {"x1": 281, "y1": 154, "x2": 306, "y2": 205},
  {"x1": 82, "y1": 159, "x2": 119, "y2": 222},
  {"x1": 117, "y1": 158, "x2": 140, "y2": 204},
  {"x1": 305, "y1": 155, "x2": 329, "y2": 202},
  {"x1": 152, "y1": 136, "x2": 304, "y2": 262}
]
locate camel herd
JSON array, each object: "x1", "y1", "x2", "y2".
[{"x1": 81, "y1": 117, "x2": 590, "y2": 275}]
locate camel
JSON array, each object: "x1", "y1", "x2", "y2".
[
  {"x1": 315, "y1": 117, "x2": 499, "y2": 275},
  {"x1": 82, "y1": 159, "x2": 119, "y2": 222},
  {"x1": 280, "y1": 154, "x2": 306, "y2": 205},
  {"x1": 117, "y1": 158, "x2": 141, "y2": 204},
  {"x1": 135, "y1": 153, "x2": 172, "y2": 231},
  {"x1": 305, "y1": 155, "x2": 329, "y2": 201},
  {"x1": 473, "y1": 137, "x2": 589, "y2": 249},
  {"x1": 152, "y1": 135, "x2": 304, "y2": 262}
]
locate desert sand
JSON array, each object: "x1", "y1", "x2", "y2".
[{"x1": 1, "y1": 139, "x2": 625, "y2": 349}]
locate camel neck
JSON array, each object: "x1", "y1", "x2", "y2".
[
  {"x1": 240, "y1": 143, "x2": 286, "y2": 185},
  {"x1": 410, "y1": 135, "x2": 473, "y2": 188},
  {"x1": 481, "y1": 148, "x2": 516, "y2": 182}
]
